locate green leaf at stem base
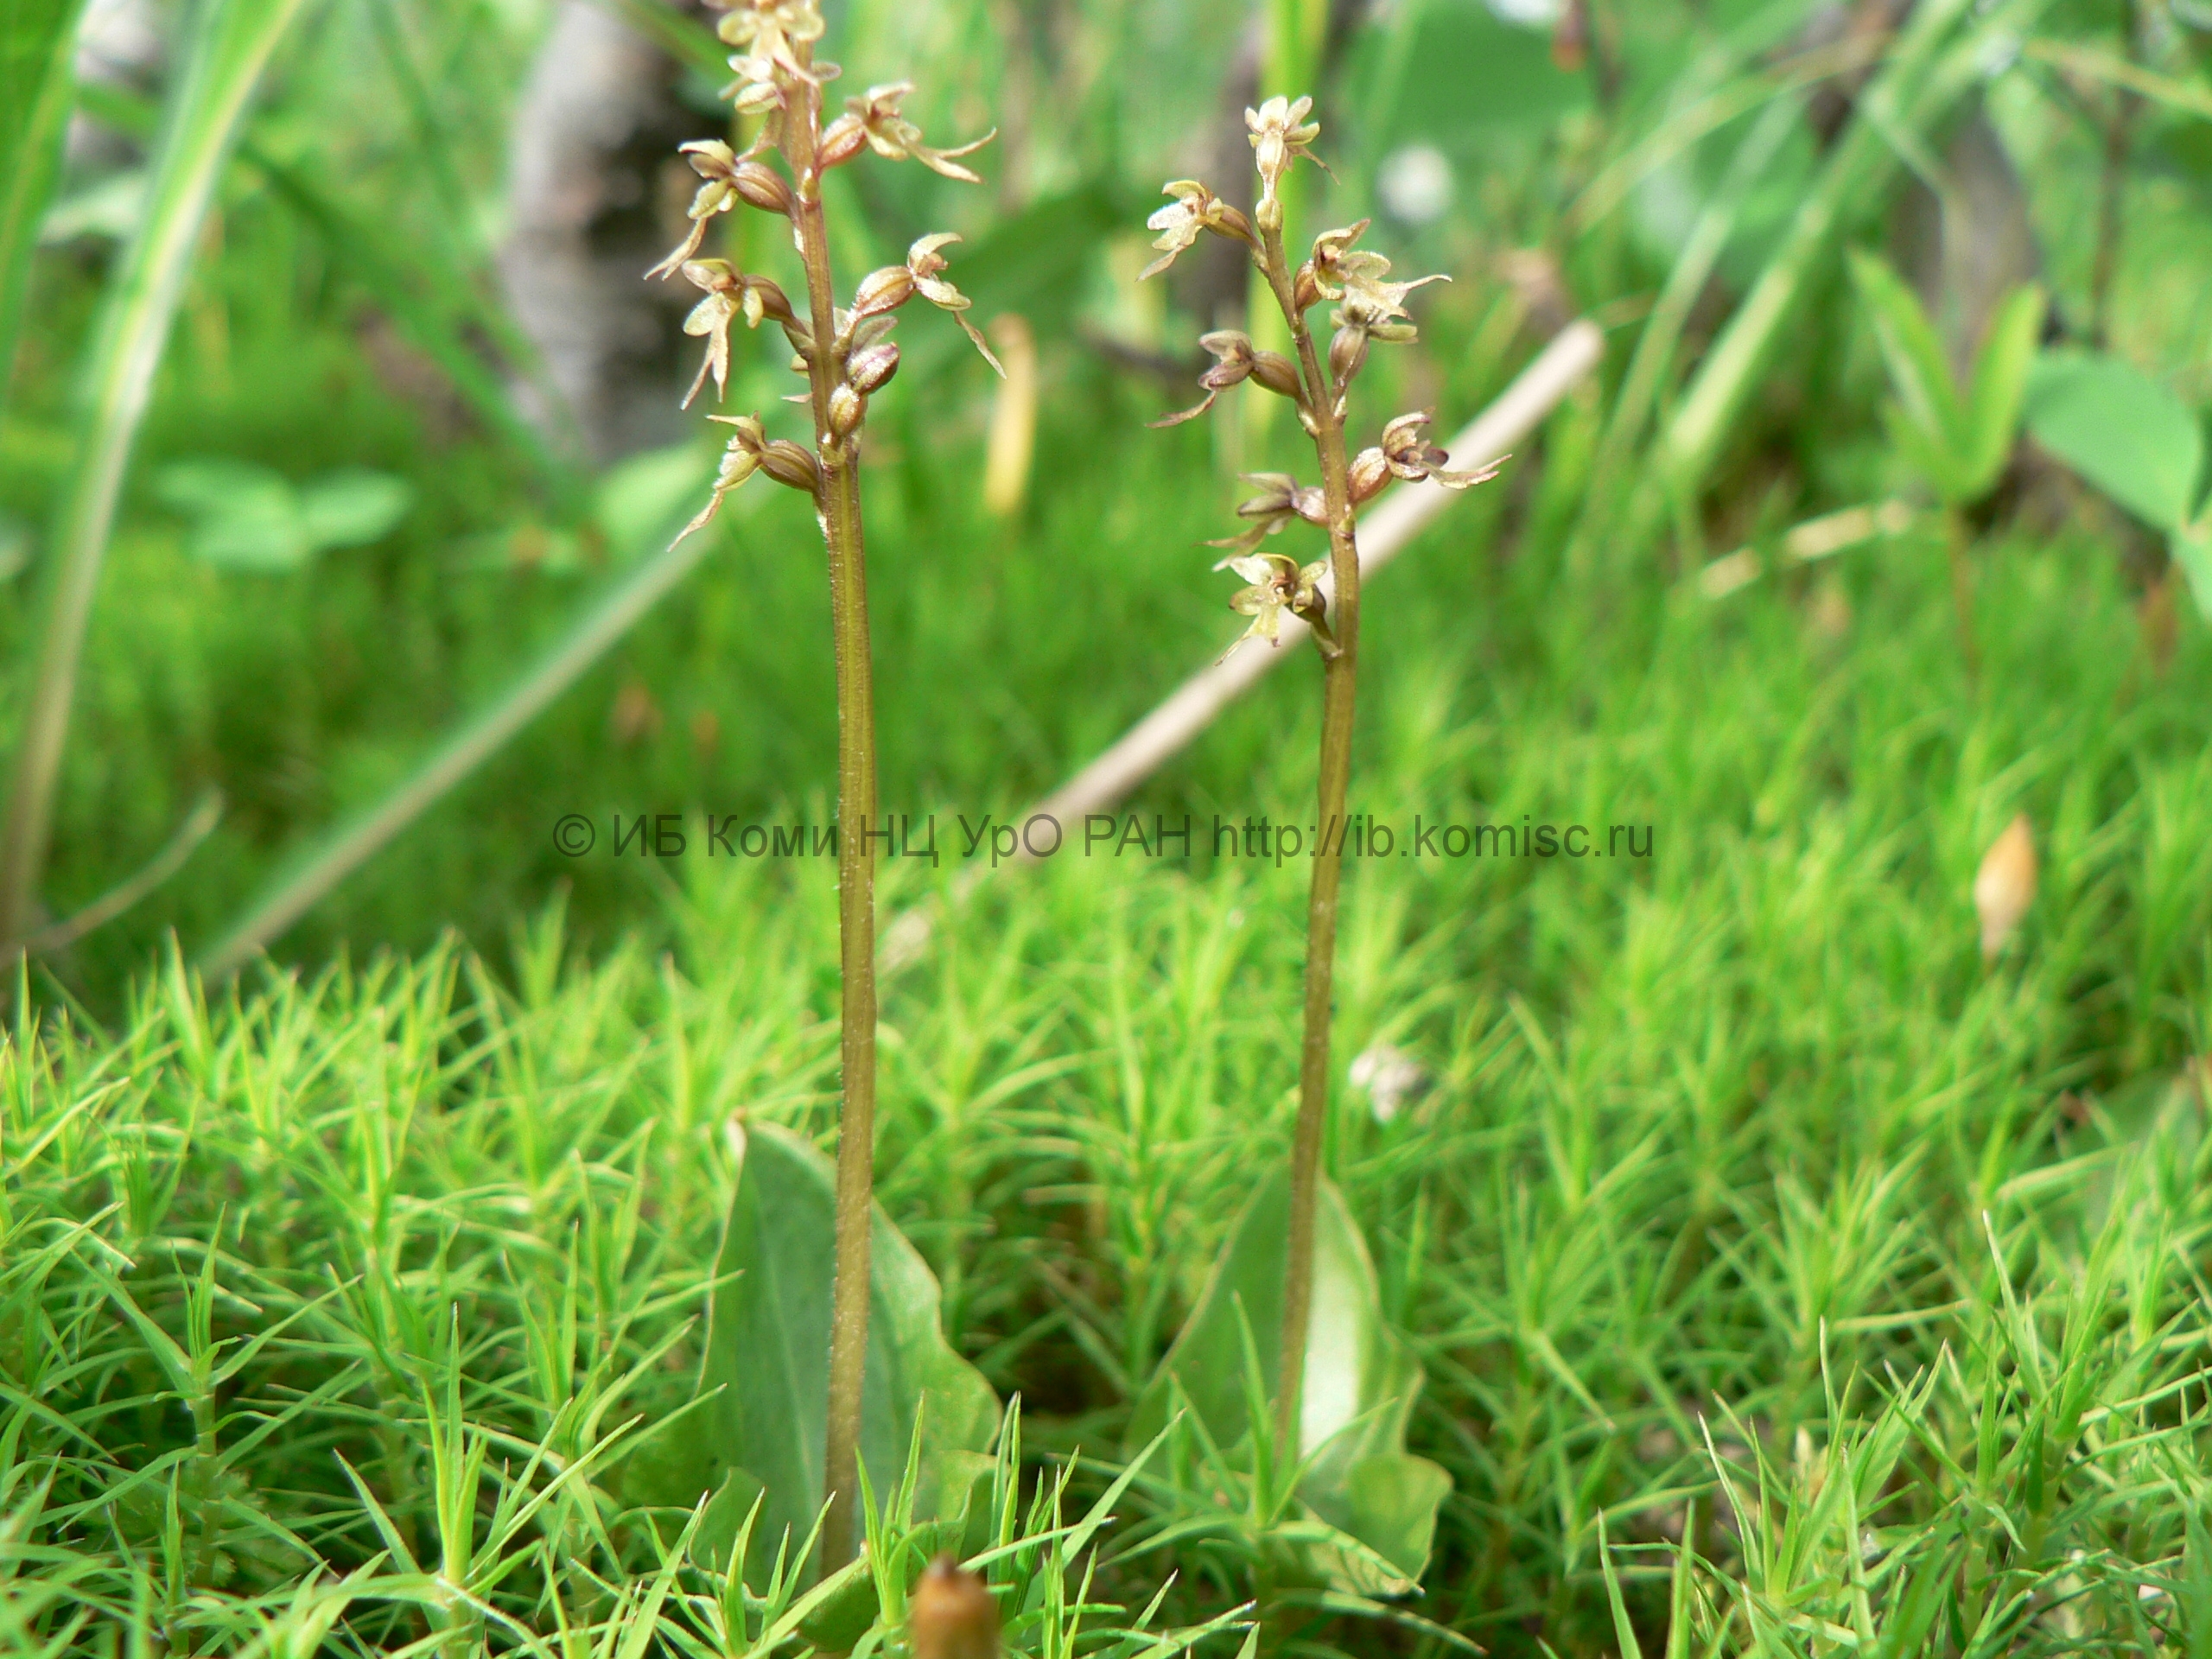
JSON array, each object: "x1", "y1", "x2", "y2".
[
  {"x1": 630, "y1": 1120, "x2": 998, "y2": 1596},
  {"x1": 1126, "y1": 1166, "x2": 1449, "y2": 1596}
]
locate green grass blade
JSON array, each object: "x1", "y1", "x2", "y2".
[
  {"x1": 0, "y1": 0, "x2": 91, "y2": 410},
  {"x1": 0, "y1": 0, "x2": 313, "y2": 949},
  {"x1": 1847, "y1": 248, "x2": 1963, "y2": 480},
  {"x1": 1958, "y1": 282, "x2": 2044, "y2": 499}
]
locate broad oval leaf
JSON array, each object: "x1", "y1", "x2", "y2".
[
  {"x1": 2173, "y1": 521, "x2": 2212, "y2": 622},
  {"x1": 298, "y1": 469, "x2": 411, "y2": 550},
  {"x1": 1127, "y1": 1166, "x2": 1449, "y2": 1591},
  {"x1": 678, "y1": 1121, "x2": 998, "y2": 1579},
  {"x1": 156, "y1": 458, "x2": 311, "y2": 570},
  {"x1": 2026, "y1": 350, "x2": 2204, "y2": 532}
]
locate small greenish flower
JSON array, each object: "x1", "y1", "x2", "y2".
[
  {"x1": 1151, "y1": 330, "x2": 1301, "y2": 427},
  {"x1": 672, "y1": 413, "x2": 768, "y2": 545},
  {"x1": 823, "y1": 83, "x2": 995, "y2": 181},
  {"x1": 677, "y1": 261, "x2": 796, "y2": 407},
  {"x1": 1326, "y1": 251, "x2": 1445, "y2": 340},
  {"x1": 1219, "y1": 550, "x2": 1327, "y2": 651},
  {"x1": 1246, "y1": 95, "x2": 1320, "y2": 226},
  {"x1": 1205, "y1": 471, "x2": 1327, "y2": 557},
  {"x1": 646, "y1": 140, "x2": 788, "y2": 278},
  {"x1": 1141, "y1": 181, "x2": 1255, "y2": 281},
  {"x1": 671, "y1": 410, "x2": 824, "y2": 546},
  {"x1": 711, "y1": 0, "x2": 823, "y2": 85},
  {"x1": 902, "y1": 234, "x2": 1004, "y2": 375},
  {"x1": 1378, "y1": 410, "x2": 1501, "y2": 488}
]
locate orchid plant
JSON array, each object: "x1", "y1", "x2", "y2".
[
  {"x1": 654, "y1": 0, "x2": 1001, "y2": 1573},
  {"x1": 1141, "y1": 95, "x2": 1497, "y2": 1454}
]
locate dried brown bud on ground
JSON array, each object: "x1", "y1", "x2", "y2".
[
  {"x1": 909, "y1": 1557, "x2": 997, "y2": 1659},
  {"x1": 1974, "y1": 813, "x2": 2037, "y2": 961}
]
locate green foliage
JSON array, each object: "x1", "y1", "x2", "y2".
[
  {"x1": 0, "y1": 0, "x2": 313, "y2": 942},
  {"x1": 0, "y1": 0, "x2": 88, "y2": 406},
  {"x1": 2025, "y1": 351, "x2": 2204, "y2": 531},
  {"x1": 2025, "y1": 350, "x2": 2212, "y2": 613},
  {"x1": 1125, "y1": 1168, "x2": 1448, "y2": 1600},
  {"x1": 1847, "y1": 250, "x2": 2045, "y2": 508},
  {"x1": 153, "y1": 457, "x2": 412, "y2": 571},
  {"x1": 653, "y1": 1120, "x2": 998, "y2": 1586}
]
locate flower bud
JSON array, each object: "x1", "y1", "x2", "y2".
[
  {"x1": 750, "y1": 276, "x2": 797, "y2": 326},
  {"x1": 760, "y1": 440, "x2": 822, "y2": 493},
  {"x1": 828, "y1": 383, "x2": 866, "y2": 438},
  {"x1": 1328, "y1": 325, "x2": 1369, "y2": 387},
  {"x1": 733, "y1": 80, "x2": 784, "y2": 116},
  {"x1": 732, "y1": 162, "x2": 793, "y2": 215},
  {"x1": 909, "y1": 1557, "x2": 997, "y2": 1659},
  {"x1": 853, "y1": 265, "x2": 916, "y2": 317},
  {"x1": 818, "y1": 113, "x2": 868, "y2": 169},
  {"x1": 1213, "y1": 203, "x2": 1257, "y2": 247},
  {"x1": 847, "y1": 340, "x2": 901, "y2": 393},
  {"x1": 1349, "y1": 447, "x2": 1390, "y2": 503},
  {"x1": 1250, "y1": 351, "x2": 1301, "y2": 400}
]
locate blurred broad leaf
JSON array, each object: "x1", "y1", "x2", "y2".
[
  {"x1": 156, "y1": 458, "x2": 411, "y2": 571},
  {"x1": 298, "y1": 470, "x2": 412, "y2": 549},
  {"x1": 593, "y1": 442, "x2": 715, "y2": 561},
  {"x1": 1849, "y1": 251, "x2": 2042, "y2": 508},
  {"x1": 1357, "y1": 1, "x2": 1588, "y2": 156},
  {"x1": 0, "y1": 512, "x2": 29, "y2": 581},
  {"x1": 0, "y1": 0, "x2": 91, "y2": 407},
  {"x1": 2026, "y1": 350, "x2": 2206, "y2": 532},
  {"x1": 632, "y1": 1122, "x2": 998, "y2": 1590},
  {"x1": 39, "y1": 170, "x2": 149, "y2": 245},
  {"x1": 2172, "y1": 520, "x2": 2212, "y2": 620},
  {"x1": 1127, "y1": 1166, "x2": 1450, "y2": 1596}
]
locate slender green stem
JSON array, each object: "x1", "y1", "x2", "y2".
[
  {"x1": 1255, "y1": 216, "x2": 1358, "y2": 1459},
  {"x1": 1944, "y1": 507, "x2": 1980, "y2": 684},
  {"x1": 787, "y1": 48, "x2": 880, "y2": 1575}
]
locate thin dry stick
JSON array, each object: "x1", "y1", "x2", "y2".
[{"x1": 7, "y1": 789, "x2": 221, "y2": 957}]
